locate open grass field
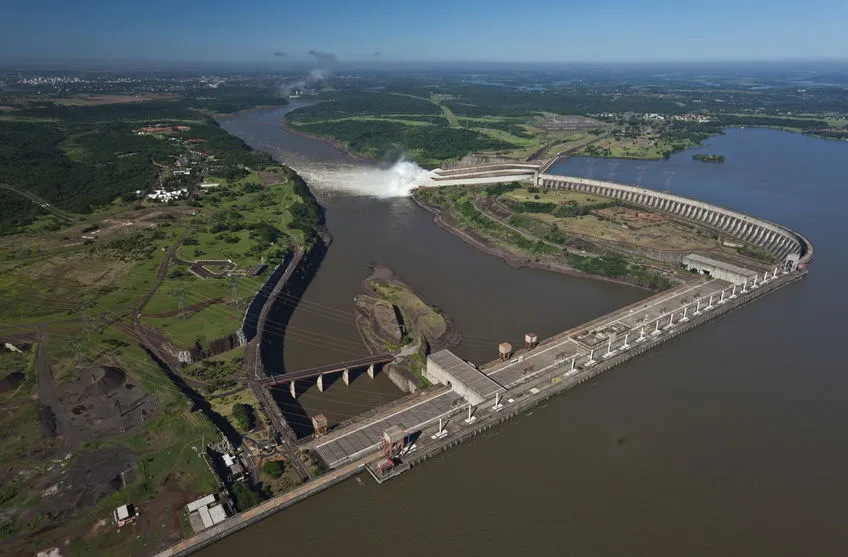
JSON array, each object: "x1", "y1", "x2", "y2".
[
  {"x1": 208, "y1": 387, "x2": 262, "y2": 432},
  {"x1": 52, "y1": 94, "x2": 179, "y2": 106},
  {"x1": 287, "y1": 93, "x2": 612, "y2": 164},
  {"x1": 584, "y1": 134, "x2": 671, "y2": 159},
  {"x1": 415, "y1": 184, "x2": 676, "y2": 290},
  {"x1": 535, "y1": 212, "x2": 717, "y2": 252},
  {"x1": 502, "y1": 188, "x2": 608, "y2": 206},
  {"x1": 139, "y1": 173, "x2": 307, "y2": 348}
]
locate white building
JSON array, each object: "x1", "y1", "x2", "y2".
[
  {"x1": 186, "y1": 494, "x2": 229, "y2": 533},
  {"x1": 146, "y1": 188, "x2": 187, "y2": 202}
]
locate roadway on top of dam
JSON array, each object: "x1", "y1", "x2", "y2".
[{"x1": 309, "y1": 270, "x2": 781, "y2": 469}]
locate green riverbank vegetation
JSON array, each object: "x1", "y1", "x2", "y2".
[
  {"x1": 415, "y1": 183, "x2": 718, "y2": 290},
  {"x1": 0, "y1": 91, "x2": 324, "y2": 556}
]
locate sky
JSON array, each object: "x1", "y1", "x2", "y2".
[{"x1": 1, "y1": 0, "x2": 846, "y2": 64}]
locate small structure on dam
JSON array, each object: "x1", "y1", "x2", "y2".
[
  {"x1": 681, "y1": 254, "x2": 759, "y2": 284},
  {"x1": 425, "y1": 350, "x2": 504, "y2": 405}
]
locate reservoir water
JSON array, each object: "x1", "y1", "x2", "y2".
[{"x1": 212, "y1": 110, "x2": 848, "y2": 556}]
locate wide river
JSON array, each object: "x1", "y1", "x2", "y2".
[{"x1": 211, "y1": 107, "x2": 848, "y2": 556}]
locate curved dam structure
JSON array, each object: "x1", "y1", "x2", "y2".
[{"x1": 535, "y1": 173, "x2": 814, "y2": 264}]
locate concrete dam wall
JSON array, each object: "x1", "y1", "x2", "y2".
[{"x1": 536, "y1": 173, "x2": 814, "y2": 264}]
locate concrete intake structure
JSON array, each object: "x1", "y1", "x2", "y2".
[{"x1": 535, "y1": 173, "x2": 814, "y2": 264}]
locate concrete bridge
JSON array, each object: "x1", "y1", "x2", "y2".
[{"x1": 259, "y1": 354, "x2": 395, "y2": 398}]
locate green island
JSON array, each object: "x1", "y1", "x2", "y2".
[
  {"x1": 0, "y1": 88, "x2": 325, "y2": 556},
  {"x1": 693, "y1": 154, "x2": 725, "y2": 163},
  {"x1": 354, "y1": 265, "x2": 462, "y2": 392},
  {"x1": 413, "y1": 182, "x2": 776, "y2": 290}
]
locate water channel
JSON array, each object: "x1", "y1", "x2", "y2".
[{"x1": 211, "y1": 109, "x2": 848, "y2": 556}]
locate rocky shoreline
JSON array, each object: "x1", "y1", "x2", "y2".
[
  {"x1": 353, "y1": 265, "x2": 462, "y2": 393},
  {"x1": 410, "y1": 190, "x2": 660, "y2": 291}
]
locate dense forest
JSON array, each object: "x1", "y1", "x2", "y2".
[
  {"x1": 285, "y1": 91, "x2": 442, "y2": 124},
  {"x1": 0, "y1": 92, "x2": 281, "y2": 234},
  {"x1": 13, "y1": 88, "x2": 286, "y2": 123},
  {"x1": 293, "y1": 119, "x2": 512, "y2": 165}
]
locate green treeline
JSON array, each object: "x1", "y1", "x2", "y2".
[
  {"x1": 0, "y1": 121, "x2": 164, "y2": 232},
  {"x1": 717, "y1": 114, "x2": 829, "y2": 130},
  {"x1": 456, "y1": 118, "x2": 533, "y2": 138},
  {"x1": 566, "y1": 253, "x2": 671, "y2": 290},
  {"x1": 0, "y1": 102, "x2": 278, "y2": 234},
  {"x1": 502, "y1": 198, "x2": 619, "y2": 218},
  {"x1": 283, "y1": 167, "x2": 325, "y2": 243},
  {"x1": 441, "y1": 86, "x2": 686, "y2": 117},
  {"x1": 418, "y1": 187, "x2": 671, "y2": 291},
  {"x1": 286, "y1": 92, "x2": 441, "y2": 124},
  {"x1": 15, "y1": 89, "x2": 286, "y2": 123},
  {"x1": 293, "y1": 119, "x2": 512, "y2": 165}
]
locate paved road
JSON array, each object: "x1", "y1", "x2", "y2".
[
  {"x1": 0, "y1": 183, "x2": 78, "y2": 222},
  {"x1": 241, "y1": 241, "x2": 311, "y2": 481}
]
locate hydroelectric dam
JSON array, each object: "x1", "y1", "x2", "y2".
[
  {"x1": 157, "y1": 159, "x2": 813, "y2": 557},
  {"x1": 307, "y1": 159, "x2": 812, "y2": 474}
]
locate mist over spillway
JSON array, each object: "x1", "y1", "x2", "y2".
[{"x1": 297, "y1": 159, "x2": 431, "y2": 198}]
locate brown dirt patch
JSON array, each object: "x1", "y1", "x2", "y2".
[
  {"x1": 258, "y1": 170, "x2": 287, "y2": 187},
  {"x1": 595, "y1": 206, "x2": 666, "y2": 228},
  {"x1": 138, "y1": 476, "x2": 201, "y2": 552}
]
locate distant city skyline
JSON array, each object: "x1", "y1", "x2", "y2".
[{"x1": 2, "y1": 0, "x2": 846, "y2": 64}]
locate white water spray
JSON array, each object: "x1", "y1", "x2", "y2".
[{"x1": 302, "y1": 159, "x2": 431, "y2": 199}]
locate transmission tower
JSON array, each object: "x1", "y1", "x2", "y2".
[
  {"x1": 227, "y1": 276, "x2": 240, "y2": 308},
  {"x1": 171, "y1": 288, "x2": 188, "y2": 320}
]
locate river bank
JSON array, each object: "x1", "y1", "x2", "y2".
[
  {"x1": 354, "y1": 264, "x2": 462, "y2": 392},
  {"x1": 411, "y1": 188, "x2": 672, "y2": 292},
  {"x1": 199, "y1": 118, "x2": 848, "y2": 557},
  {"x1": 281, "y1": 116, "x2": 376, "y2": 163}
]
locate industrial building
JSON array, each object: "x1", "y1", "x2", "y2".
[
  {"x1": 425, "y1": 350, "x2": 504, "y2": 405},
  {"x1": 186, "y1": 494, "x2": 229, "y2": 533},
  {"x1": 681, "y1": 254, "x2": 759, "y2": 284}
]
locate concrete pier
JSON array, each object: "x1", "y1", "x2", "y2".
[{"x1": 308, "y1": 267, "x2": 807, "y2": 471}]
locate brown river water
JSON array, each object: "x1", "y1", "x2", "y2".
[{"x1": 208, "y1": 105, "x2": 848, "y2": 556}]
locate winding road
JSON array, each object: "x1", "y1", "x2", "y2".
[{"x1": 0, "y1": 183, "x2": 80, "y2": 223}]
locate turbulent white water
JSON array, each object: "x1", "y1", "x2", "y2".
[{"x1": 299, "y1": 159, "x2": 431, "y2": 199}]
